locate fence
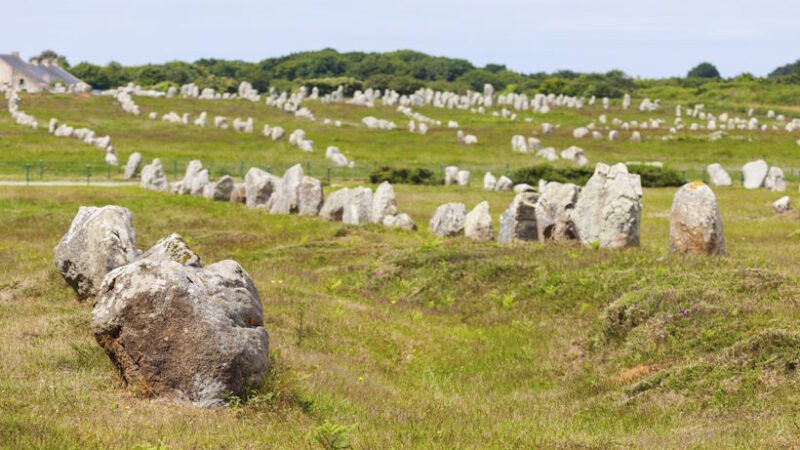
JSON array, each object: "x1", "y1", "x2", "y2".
[{"x1": 8, "y1": 159, "x2": 800, "y2": 188}]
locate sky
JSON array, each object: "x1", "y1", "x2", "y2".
[{"x1": 3, "y1": 0, "x2": 799, "y2": 78}]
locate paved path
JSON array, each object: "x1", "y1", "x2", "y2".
[{"x1": 0, "y1": 181, "x2": 139, "y2": 187}]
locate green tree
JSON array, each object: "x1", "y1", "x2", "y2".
[{"x1": 687, "y1": 62, "x2": 721, "y2": 79}]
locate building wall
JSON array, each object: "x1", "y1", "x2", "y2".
[{"x1": 0, "y1": 61, "x2": 46, "y2": 92}]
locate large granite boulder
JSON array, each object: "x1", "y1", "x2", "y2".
[
  {"x1": 535, "y1": 182, "x2": 580, "y2": 241},
  {"x1": 765, "y1": 166, "x2": 786, "y2": 192},
  {"x1": 342, "y1": 187, "x2": 373, "y2": 225},
  {"x1": 742, "y1": 160, "x2": 768, "y2": 190},
  {"x1": 270, "y1": 164, "x2": 305, "y2": 214},
  {"x1": 371, "y1": 182, "x2": 398, "y2": 223},
  {"x1": 123, "y1": 152, "x2": 142, "y2": 179},
  {"x1": 54, "y1": 206, "x2": 138, "y2": 301},
  {"x1": 498, "y1": 192, "x2": 538, "y2": 244},
  {"x1": 706, "y1": 163, "x2": 732, "y2": 187},
  {"x1": 244, "y1": 167, "x2": 281, "y2": 209},
  {"x1": 140, "y1": 159, "x2": 170, "y2": 192},
  {"x1": 320, "y1": 188, "x2": 349, "y2": 221},
  {"x1": 429, "y1": 203, "x2": 466, "y2": 237},
  {"x1": 572, "y1": 163, "x2": 642, "y2": 249},
  {"x1": 91, "y1": 258, "x2": 269, "y2": 407},
  {"x1": 298, "y1": 176, "x2": 323, "y2": 216},
  {"x1": 464, "y1": 201, "x2": 493, "y2": 241},
  {"x1": 669, "y1": 182, "x2": 725, "y2": 255}
]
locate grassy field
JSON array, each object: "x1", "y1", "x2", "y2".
[{"x1": 3, "y1": 91, "x2": 800, "y2": 448}]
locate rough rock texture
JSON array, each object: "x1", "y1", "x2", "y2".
[
  {"x1": 230, "y1": 184, "x2": 246, "y2": 203},
  {"x1": 445, "y1": 166, "x2": 459, "y2": 186},
  {"x1": 208, "y1": 175, "x2": 234, "y2": 201},
  {"x1": 456, "y1": 170, "x2": 470, "y2": 186},
  {"x1": 178, "y1": 160, "x2": 203, "y2": 195},
  {"x1": 495, "y1": 176, "x2": 513, "y2": 192},
  {"x1": 498, "y1": 192, "x2": 538, "y2": 244},
  {"x1": 669, "y1": 182, "x2": 725, "y2": 255},
  {"x1": 190, "y1": 169, "x2": 210, "y2": 196},
  {"x1": 706, "y1": 163, "x2": 732, "y2": 187},
  {"x1": 140, "y1": 159, "x2": 170, "y2": 192},
  {"x1": 298, "y1": 176, "x2": 323, "y2": 216},
  {"x1": 483, "y1": 172, "x2": 496, "y2": 190},
  {"x1": 54, "y1": 206, "x2": 138, "y2": 301},
  {"x1": 429, "y1": 203, "x2": 466, "y2": 237},
  {"x1": 774, "y1": 196, "x2": 791, "y2": 213},
  {"x1": 572, "y1": 163, "x2": 642, "y2": 249},
  {"x1": 270, "y1": 164, "x2": 305, "y2": 214},
  {"x1": 342, "y1": 187, "x2": 373, "y2": 225},
  {"x1": 139, "y1": 233, "x2": 202, "y2": 267},
  {"x1": 464, "y1": 201, "x2": 493, "y2": 241},
  {"x1": 742, "y1": 160, "x2": 768, "y2": 190},
  {"x1": 123, "y1": 152, "x2": 142, "y2": 179},
  {"x1": 91, "y1": 258, "x2": 269, "y2": 407},
  {"x1": 320, "y1": 188, "x2": 349, "y2": 221},
  {"x1": 765, "y1": 167, "x2": 786, "y2": 192},
  {"x1": 383, "y1": 213, "x2": 417, "y2": 231},
  {"x1": 244, "y1": 168, "x2": 281, "y2": 209},
  {"x1": 371, "y1": 182, "x2": 398, "y2": 223},
  {"x1": 535, "y1": 182, "x2": 580, "y2": 241}
]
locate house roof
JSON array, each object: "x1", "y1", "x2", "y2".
[{"x1": 0, "y1": 53, "x2": 83, "y2": 86}]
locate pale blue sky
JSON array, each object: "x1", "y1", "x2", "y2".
[{"x1": 4, "y1": 0, "x2": 798, "y2": 77}]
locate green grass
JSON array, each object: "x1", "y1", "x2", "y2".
[{"x1": 3, "y1": 91, "x2": 800, "y2": 448}]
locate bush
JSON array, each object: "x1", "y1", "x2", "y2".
[
  {"x1": 298, "y1": 77, "x2": 363, "y2": 96},
  {"x1": 369, "y1": 166, "x2": 438, "y2": 185},
  {"x1": 511, "y1": 164, "x2": 683, "y2": 188}
]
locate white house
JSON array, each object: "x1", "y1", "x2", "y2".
[{"x1": 0, "y1": 51, "x2": 86, "y2": 92}]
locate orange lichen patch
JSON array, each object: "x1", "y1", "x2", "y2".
[
  {"x1": 610, "y1": 364, "x2": 661, "y2": 385},
  {"x1": 687, "y1": 181, "x2": 704, "y2": 190}
]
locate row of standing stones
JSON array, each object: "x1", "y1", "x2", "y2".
[{"x1": 429, "y1": 163, "x2": 727, "y2": 256}]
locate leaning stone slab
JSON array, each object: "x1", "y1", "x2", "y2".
[
  {"x1": 123, "y1": 152, "x2": 142, "y2": 179},
  {"x1": 706, "y1": 163, "x2": 732, "y2": 187}
]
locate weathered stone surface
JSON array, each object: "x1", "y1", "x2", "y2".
[
  {"x1": 535, "y1": 182, "x2": 580, "y2": 241},
  {"x1": 572, "y1": 163, "x2": 641, "y2": 249},
  {"x1": 765, "y1": 167, "x2": 786, "y2": 192},
  {"x1": 342, "y1": 187, "x2": 373, "y2": 225},
  {"x1": 445, "y1": 166, "x2": 459, "y2": 185},
  {"x1": 54, "y1": 206, "x2": 138, "y2": 300},
  {"x1": 371, "y1": 182, "x2": 397, "y2": 223},
  {"x1": 456, "y1": 170, "x2": 470, "y2": 186},
  {"x1": 514, "y1": 183, "x2": 535, "y2": 193},
  {"x1": 495, "y1": 176, "x2": 513, "y2": 192},
  {"x1": 483, "y1": 172, "x2": 497, "y2": 190},
  {"x1": 464, "y1": 201, "x2": 493, "y2": 241},
  {"x1": 669, "y1": 182, "x2": 725, "y2": 255},
  {"x1": 774, "y1": 196, "x2": 791, "y2": 213},
  {"x1": 298, "y1": 176, "x2": 323, "y2": 216},
  {"x1": 706, "y1": 163, "x2": 732, "y2": 187},
  {"x1": 139, "y1": 233, "x2": 202, "y2": 267},
  {"x1": 190, "y1": 169, "x2": 210, "y2": 196},
  {"x1": 178, "y1": 160, "x2": 203, "y2": 195},
  {"x1": 742, "y1": 160, "x2": 768, "y2": 190},
  {"x1": 244, "y1": 168, "x2": 281, "y2": 209},
  {"x1": 230, "y1": 183, "x2": 246, "y2": 203},
  {"x1": 140, "y1": 159, "x2": 170, "y2": 192},
  {"x1": 383, "y1": 213, "x2": 417, "y2": 231},
  {"x1": 320, "y1": 188, "x2": 349, "y2": 221},
  {"x1": 123, "y1": 152, "x2": 142, "y2": 179},
  {"x1": 211, "y1": 175, "x2": 234, "y2": 201},
  {"x1": 270, "y1": 164, "x2": 304, "y2": 214},
  {"x1": 91, "y1": 258, "x2": 269, "y2": 407},
  {"x1": 429, "y1": 203, "x2": 466, "y2": 237},
  {"x1": 498, "y1": 192, "x2": 538, "y2": 244}
]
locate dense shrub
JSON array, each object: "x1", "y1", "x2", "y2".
[
  {"x1": 511, "y1": 164, "x2": 683, "y2": 188},
  {"x1": 369, "y1": 166, "x2": 438, "y2": 185}
]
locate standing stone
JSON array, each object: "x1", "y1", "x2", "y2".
[
  {"x1": 190, "y1": 169, "x2": 210, "y2": 196},
  {"x1": 495, "y1": 176, "x2": 513, "y2": 192},
  {"x1": 178, "y1": 160, "x2": 203, "y2": 195},
  {"x1": 244, "y1": 168, "x2": 281, "y2": 209},
  {"x1": 774, "y1": 196, "x2": 791, "y2": 213},
  {"x1": 706, "y1": 163, "x2": 732, "y2": 187},
  {"x1": 91, "y1": 258, "x2": 269, "y2": 407},
  {"x1": 383, "y1": 213, "x2": 417, "y2": 231},
  {"x1": 429, "y1": 203, "x2": 466, "y2": 237},
  {"x1": 371, "y1": 182, "x2": 398, "y2": 223},
  {"x1": 535, "y1": 182, "x2": 580, "y2": 241},
  {"x1": 742, "y1": 160, "x2": 768, "y2": 189},
  {"x1": 765, "y1": 167, "x2": 786, "y2": 192},
  {"x1": 298, "y1": 177, "x2": 323, "y2": 216},
  {"x1": 483, "y1": 172, "x2": 497, "y2": 190},
  {"x1": 464, "y1": 201, "x2": 493, "y2": 241},
  {"x1": 320, "y1": 188, "x2": 349, "y2": 221},
  {"x1": 498, "y1": 192, "x2": 538, "y2": 244},
  {"x1": 138, "y1": 233, "x2": 202, "y2": 268},
  {"x1": 572, "y1": 163, "x2": 642, "y2": 249},
  {"x1": 140, "y1": 159, "x2": 170, "y2": 192},
  {"x1": 457, "y1": 170, "x2": 470, "y2": 186},
  {"x1": 211, "y1": 175, "x2": 234, "y2": 201},
  {"x1": 270, "y1": 164, "x2": 305, "y2": 214},
  {"x1": 669, "y1": 182, "x2": 725, "y2": 255},
  {"x1": 230, "y1": 184, "x2": 246, "y2": 203},
  {"x1": 123, "y1": 152, "x2": 142, "y2": 179},
  {"x1": 54, "y1": 206, "x2": 138, "y2": 301},
  {"x1": 343, "y1": 187, "x2": 373, "y2": 225},
  {"x1": 445, "y1": 166, "x2": 459, "y2": 185}
]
